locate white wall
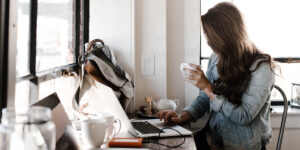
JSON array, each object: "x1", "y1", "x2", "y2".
[
  {"x1": 183, "y1": 0, "x2": 201, "y2": 106},
  {"x1": 134, "y1": 0, "x2": 201, "y2": 110},
  {"x1": 166, "y1": 0, "x2": 185, "y2": 110},
  {"x1": 89, "y1": 0, "x2": 135, "y2": 111},
  {"x1": 134, "y1": 0, "x2": 167, "y2": 109},
  {"x1": 89, "y1": 0, "x2": 134, "y2": 78},
  {"x1": 89, "y1": 0, "x2": 201, "y2": 111}
]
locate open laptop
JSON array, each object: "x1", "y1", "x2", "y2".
[
  {"x1": 129, "y1": 119, "x2": 192, "y2": 138},
  {"x1": 80, "y1": 77, "x2": 193, "y2": 138}
]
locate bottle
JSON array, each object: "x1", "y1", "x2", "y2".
[{"x1": 145, "y1": 97, "x2": 152, "y2": 115}]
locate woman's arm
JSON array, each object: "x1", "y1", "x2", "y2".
[
  {"x1": 186, "y1": 62, "x2": 275, "y2": 125},
  {"x1": 182, "y1": 54, "x2": 217, "y2": 121},
  {"x1": 210, "y1": 64, "x2": 275, "y2": 125}
]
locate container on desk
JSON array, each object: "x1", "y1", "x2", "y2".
[
  {"x1": 291, "y1": 83, "x2": 300, "y2": 109},
  {"x1": 0, "y1": 107, "x2": 56, "y2": 150}
]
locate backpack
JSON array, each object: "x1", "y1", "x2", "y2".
[{"x1": 78, "y1": 39, "x2": 134, "y2": 110}]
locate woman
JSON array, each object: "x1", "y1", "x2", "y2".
[{"x1": 156, "y1": 2, "x2": 277, "y2": 150}]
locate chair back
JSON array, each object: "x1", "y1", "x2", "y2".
[{"x1": 272, "y1": 85, "x2": 288, "y2": 150}]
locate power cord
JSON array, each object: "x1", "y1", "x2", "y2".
[{"x1": 142, "y1": 127, "x2": 186, "y2": 149}]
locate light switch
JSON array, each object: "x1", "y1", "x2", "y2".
[{"x1": 141, "y1": 54, "x2": 155, "y2": 76}]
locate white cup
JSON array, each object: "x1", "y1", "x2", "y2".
[
  {"x1": 81, "y1": 118, "x2": 107, "y2": 148},
  {"x1": 180, "y1": 63, "x2": 194, "y2": 75},
  {"x1": 180, "y1": 63, "x2": 201, "y2": 75},
  {"x1": 101, "y1": 113, "x2": 121, "y2": 143}
]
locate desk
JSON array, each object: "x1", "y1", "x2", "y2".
[
  {"x1": 97, "y1": 128, "x2": 197, "y2": 150},
  {"x1": 72, "y1": 119, "x2": 198, "y2": 150},
  {"x1": 98, "y1": 134, "x2": 196, "y2": 150},
  {"x1": 142, "y1": 136, "x2": 196, "y2": 150},
  {"x1": 99, "y1": 114, "x2": 198, "y2": 150}
]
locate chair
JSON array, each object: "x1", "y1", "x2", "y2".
[{"x1": 271, "y1": 85, "x2": 288, "y2": 150}]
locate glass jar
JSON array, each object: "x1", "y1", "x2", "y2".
[{"x1": 0, "y1": 106, "x2": 56, "y2": 150}]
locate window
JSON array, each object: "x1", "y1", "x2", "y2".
[
  {"x1": 16, "y1": 0, "x2": 30, "y2": 77},
  {"x1": 0, "y1": 0, "x2": 10, "y2": 114},
  {"x1": 14, "y1": 0, "x2": 89, "y2": 111},
  {"x1": 200, "y1": 0, "x2": 300, "y2": 104},
  {"x1": 36, "y1": 0, "x2": 75, "y2": 71}
]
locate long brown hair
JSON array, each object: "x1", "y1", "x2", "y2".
[{"x1": 201, "y1": 2, "x2": 276, "y2": 106}]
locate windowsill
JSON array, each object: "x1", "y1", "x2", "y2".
[{"x1": 270, "y1": 106, "x2": 300, "y2": 115}]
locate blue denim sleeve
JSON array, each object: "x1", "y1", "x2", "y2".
[
  {"x1": 211, "y1": 63, "x2": 275, "y2": 125},
  {"x1": 183, "y1": 90, "x2": 210, "y2": 121},
  {"x1": 182, "y1": 54, "x2": 217, "y2": 121}
]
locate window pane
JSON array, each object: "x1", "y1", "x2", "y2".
[
  {"x1": 234, "y1": 0, "x2": 300, "y2": 57},
  {"x1": 273, "y1": 63, "x2": 300, "y2": 101},
  {"x1": 201, "y1": 0, "x2": 300, "y2": 58},
  {"x1": 38, "y1": 79, "x2": 55, "y2": 101},
  {"x1": 36, "y1": 0, "x2": 75, "y2": 72},
  {"x1": 16, "y1": 0, "x2": 30, "y2": 77},
  {"x1": 201, "y1": 59, "x2": 209, "y2": 74},
  {"x1": 15, "y1": 80, "x2": 30, "y2": 109},
  {"x1": 55, "y1": 76, "x2": 77, "y2": 118}
]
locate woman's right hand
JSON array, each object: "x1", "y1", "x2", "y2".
[{"x1": 156, "y1": 110, "x2": 192, "y2": 124}]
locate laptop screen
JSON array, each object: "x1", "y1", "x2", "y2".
[
  {"x1": 80, "y1": 75, "x2": 137, "y2": 137},
  {"x1": 32, "y1": 93, "x2": 71, "y2": 141},
  {"x1": 32, "y1": 93, "x2": 80, "y2": 150}
]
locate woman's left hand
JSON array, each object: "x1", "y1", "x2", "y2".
[{"x1": 183, "y1": 63, "x2": 214, "y2": 100}]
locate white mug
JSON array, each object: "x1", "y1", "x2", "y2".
[
  {"x1": 81, "y1": 118, "x2": 107, "y2": 148},
  {"x1": 101, "y1": 113, "x2": 121, "y2": 143},
  {"x1": 180, "y1": 63, "x2": 200, "y2": 75}
]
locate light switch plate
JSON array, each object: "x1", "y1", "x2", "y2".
[{"x1": 141, "y1": 54, "x2": 155, "y2": 76}]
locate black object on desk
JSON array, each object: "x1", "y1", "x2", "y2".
[{"x1": 136, "y1": 110, "x2": 157, "y2": 119}]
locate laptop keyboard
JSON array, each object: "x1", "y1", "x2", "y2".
[{"x1": 132, "y1": 121, "x2": 165, "y2": 134}]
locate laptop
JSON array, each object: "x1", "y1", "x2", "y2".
[
  {"x1": 80, "y1": 76, "x2": 193, "y2": 138},
  {"x1": 32, "y1": 93, "x2": 80, "y2": 150},
  {"x1": 129, "y1": 119, "x2": 192, "y2": 138}
]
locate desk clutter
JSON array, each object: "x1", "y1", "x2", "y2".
[{"x1": 137, "y1": 97, "x2": 179, "y2": 119}]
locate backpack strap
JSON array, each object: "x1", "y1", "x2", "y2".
[{"x1": 87, "y1": 39, "x2": 105, "y2": 51}]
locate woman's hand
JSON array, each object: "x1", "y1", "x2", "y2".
[
  {"x1": 156, "y1": 110, "x2": 192, "y2": 124},
  {"x1": 183, "y1": 63, "x2": 214, "y2": 101}
]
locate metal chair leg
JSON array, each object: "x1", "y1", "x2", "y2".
[{"x1": 273, "y1": 85, "x2": 288, "y2": 150}]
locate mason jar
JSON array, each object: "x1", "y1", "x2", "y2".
[{"x1": 0, "y1": 106, "x2": 56, "y2": 150}]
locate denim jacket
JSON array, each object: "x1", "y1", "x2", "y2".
[{"x1": 183, "y1": 53, "x2": 275, "y2": 150}]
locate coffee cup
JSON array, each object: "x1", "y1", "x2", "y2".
[
  {"x1": 81, "y1": 118, "x2": 107, "y2": 148},
  {"x1": 180, "y1": 63, "x2": 200, "y2": 75},
  {"x1": 101, "y1": 113, "x2": 121, "y2": 143}
]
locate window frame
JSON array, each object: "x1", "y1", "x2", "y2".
[
  {"x1": 13, "y1": 0, "x2": 89, "y2": 106},
  {"x1": 0, "y1": 0, "x2": 10, "y2": 119}
]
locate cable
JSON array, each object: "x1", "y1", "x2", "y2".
[{"x1": 142, "y1": 127, "x2": 186, "y2": 149}]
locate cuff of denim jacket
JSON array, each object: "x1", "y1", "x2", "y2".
[
  {"x1": 211, "y1": 95, "x2": 224, "y2": 112},
  {"x1": 182, "y1": 105, "x2": 199, "y2": 122}
]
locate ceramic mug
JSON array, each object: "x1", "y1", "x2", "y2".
[
  {"x1": 81, "y1": 118, "x2": 107, "y2": 148},
  {"x1": 101, "y1": 113, "x2": 121, "y2": 143},
  {"x1": 180, "y1": 63, "x2": 200, "y2": 75}
]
